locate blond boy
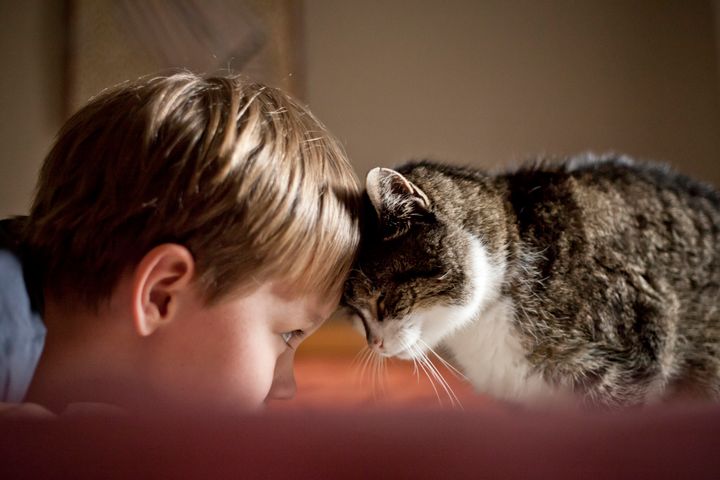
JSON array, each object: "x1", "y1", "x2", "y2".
[{"x1": 0, "y1": 73, "x2": 360, "y2": 415}]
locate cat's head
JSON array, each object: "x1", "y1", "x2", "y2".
[{"x1": 342, "y1": 166, "x2": 495, "y2": 360}]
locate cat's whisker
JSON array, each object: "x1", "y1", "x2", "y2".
[
  {"x1": 372, "y1": 351, "x2": 387, "y2": 401},
  {"x1": 372, "y1": 353, "x2": 377, "y2": 395},
  {"x1": 350, "y1": 345, "x2": 368, "y2": 367},
  {"x1": 399, "y1": 338, "x2": 421, "y2": 383},
  {"x1": 412, "y1": 357, "x2": 420, "y2": 383},
  {"x1": 357, "y1": 347, "x2": 372, "y2": 381},
  {"x1": 379, "y1": 355, "x2": 388, "y2": 396},
  {"x1": 417, "y1": 349, "x2": 462, "y2": 408},
  {"x1": 354, "y1": 345, "x2": 386, "y2": 402},
  {"x1": 410, "y1": 344, "x2": 447, "y2": 406},
  {"x1": 418, "y1": 339, "x2": 469, "y2": 381},
  {"x1": 356, "y1": 347, "x2": 374, "y2": 386},
  {"x1": 407, "y1": 338, "x2": 462, "y2": 407},
  {"x1": 413, "y1": 347, "x2": 443, "y2": 405},
  {"x1": 350, "y1": 346, "x2": 370, "y2": 373},
  {"x1": 370, "y1": 350, "x2": 386, "y2": 401},
  {"x1": 351, "y1": 348, "x2": 365, "y2": 383}
]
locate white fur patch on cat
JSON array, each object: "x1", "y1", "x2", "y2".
[
  {"x1": 413, "y1": 236, "x2": 502, "y2": 347},
  {"x1": 413, "y1": 236, "x2": 565, "y2": 404},
  {"x1": 443, "y1": 299, "x2": 562, "y2": 404}
]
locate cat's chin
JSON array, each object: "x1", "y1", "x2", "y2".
[
  {"x1": 375, "y1": 347, "x2": 413, "y2": 359},
  {"x1": 394, "y1": 350, "x2": 415, "y2": 360},
  {"x1": 392, "y1": 341, "x2": 427, "y2": 360},
  {"x1": 381, "y1": 331, "x2": 427, "y2": 360},
  {"x1": 373, "y1": 343, "x2": 414, "y2": 359}
]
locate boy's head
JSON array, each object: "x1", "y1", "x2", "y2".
[
  {"x1": 27, "y1": 72, "x2": 359, "y2": 306},
  {"x1": 24, "y1": 73, "x2": 360, "y2": 411}
]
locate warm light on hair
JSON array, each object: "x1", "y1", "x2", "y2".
[{"x1": 26, "y1": 73, "x2": 360, "y2": 305}]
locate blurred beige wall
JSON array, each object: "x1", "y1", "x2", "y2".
[
  {"x1": 0, "y1": 0, "x2": 65, "y2": 217},
  {"x1": 1, "y1": 0, "x2": 719, "y2": 217},
  {"x1": 304, "y1": 0, "x2": 720, "y2": 185},
  {"x1": 0, "y1": 0, "x2": 300, "y2": 217},
  {"x1": 717, "y1": 0, "x2": 720, "y2": 86}
]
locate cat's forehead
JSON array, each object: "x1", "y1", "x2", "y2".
[
  {"x1": 355, "y1": 237, "x2": 449, "y2": 287},
  {"x1": 363, "y1": 228, "x2": 442, "y2": 262}
]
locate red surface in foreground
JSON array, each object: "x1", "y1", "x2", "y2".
[
  {"x1": 3, "y1": 404, "x2": 719, "y2": 479},
  {"x1": 4, "y1": 321, "x2": 720, "y2": 478}
]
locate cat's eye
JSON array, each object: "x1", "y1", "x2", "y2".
[
  {"x1": 435, "y1": 271, "x2": 450, "y2": 280},
  {"x1": 393, "y1": 267, "x2": 448, "y2": 284},
  {"x1": 281, "y1": 329, "x2": 305, "y2": 348},
  {"x1": 377, "y1": 293, "x2": 386, "y2": 320}
]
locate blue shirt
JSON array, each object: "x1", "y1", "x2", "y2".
[{"x1": 0, "y1": 219, "x2": 45, "y2": 402}]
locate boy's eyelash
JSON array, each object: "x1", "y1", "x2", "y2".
[{"x1": 281, "y1": 329, "x2": 305, "y2": 346}]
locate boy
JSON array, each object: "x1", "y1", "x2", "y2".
[{"x1": 0, "y1": 73, "x2": 360, "y2": 415}]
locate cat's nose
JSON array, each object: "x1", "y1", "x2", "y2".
[{"x1": 370, "y1": 336, "x2": 384, "y2": 350}]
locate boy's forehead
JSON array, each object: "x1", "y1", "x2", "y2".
[{"x1": 269, "y1": 280, "x2": 340, "y2": 318}]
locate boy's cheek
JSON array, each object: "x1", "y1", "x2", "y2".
[
  {"x1": 214, "y1": 337, "x2": 281, "y2": 410},
  {"x1": 149, "y1": 328, "x2": 278, "y2": 412}
]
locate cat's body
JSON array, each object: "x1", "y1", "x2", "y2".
[{"x1": 343, "y1": 155, "x2": 720, "y2": 408}]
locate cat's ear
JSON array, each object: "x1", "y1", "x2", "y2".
[{"x1": 366, "y1": 167, "x2": 431, "y2": 240}]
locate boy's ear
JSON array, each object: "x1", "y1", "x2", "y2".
[
  {"x1": 365, "y1": 167, "x2": 432, "y2": 240},
  {"x1": 132, "y1": 244, "x2": 195, "y2": 337}
]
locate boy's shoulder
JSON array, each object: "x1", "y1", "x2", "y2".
[
  {"x1": 0, "y1": 218, "x2": 20, "y2": 249},
  {"x1": 0, "y1": 218, "x2": 46, "y2": 403}
]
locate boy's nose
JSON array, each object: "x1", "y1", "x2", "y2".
[
  {"x1": 268, "y1": 372, "x2": 297, "y2": 400},
  {"x1": 267, "y1": 349, "x2": 297, "y2": 400}
]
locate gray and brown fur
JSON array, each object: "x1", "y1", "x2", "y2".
[{"x1": 343, "y1": 155, "x2": 720, "y2": 408}]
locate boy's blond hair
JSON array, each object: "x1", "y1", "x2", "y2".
[{"x1": 25, "y1": 73, "x2": 360, "y2": 306}]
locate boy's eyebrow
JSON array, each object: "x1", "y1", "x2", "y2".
[{"x1": 310, "y1": 313, "x2": 330, "y2": 328}]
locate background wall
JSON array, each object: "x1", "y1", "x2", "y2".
[
  {"x1": 0, "y1": 0, "x2": 65, "y2": 217},
  {"x1": 304, "y1": 0, "x2": 720, "y2": 183},
  {"x1": 1, "y1": 0, "x2": 719, "y2": 217}
]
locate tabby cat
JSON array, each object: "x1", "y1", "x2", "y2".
[{"x1": 342, "y1": 155, "x2": 720, "y2": 408}]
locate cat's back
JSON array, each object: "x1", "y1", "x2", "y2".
[
  {"x1": 502, "y1": 156, "x2": 720, "y2": 403},
  {"x1": 398, "y1": 154, "x2": 720, "y2": 214},
  {"x1": 398, "y1": 155, "x2": 720, "y2": 264},
  {"x1": 562, "y1": 155, "x2": 720, "y2": 218},
  {"x1": 396, "y1": 156, "x2": 720, "y2": 282},
  {"x1": 502, "y1": 155, "x2": 720, "y2": 269},
  {"x1": 507, "y1": 154, "x2": 720, "y2": 223}
]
